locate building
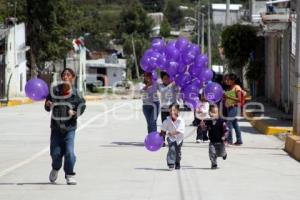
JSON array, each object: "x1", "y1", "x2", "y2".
[
  {"x1": 0, "y1": 22, "x2": 29, "y2": 100},
  {"x1": 86, "y1": 55, "x2": 126, "y2": 88},
  {"x1": 212, "y1": 4, "x2": 243, "y2": 26},
  {"x1": 147, "y1": 12, "x2": 164, "y2": 37},
  {"x1": 249, "y1": 0, "x2": 294, "y2": 113}
]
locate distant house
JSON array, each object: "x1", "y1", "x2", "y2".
[
  {"x1": 147, "y1": 12, "x2": 164, "y2": 37},
  {"x1": 212, "y1": 4, "x2": 243, "y2": 26},
  {"x1": 86, "y1": 55, "x2": 126, "y2": 88},
  {"x1": 0, "y1": 22, "x2": 29, "y2": 99}
]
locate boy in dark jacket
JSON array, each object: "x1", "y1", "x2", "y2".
[
  {"x1": 45, "y1": 68, "x2": 86, "y2": 185},
  {"x1": 201, "y1": 104, "x2": 228, "y2": 169}
]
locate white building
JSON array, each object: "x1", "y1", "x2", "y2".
[
  {"x1": 212, "y1": 4, "x2": 243, "y2": 26},
  {"x1": 86, "y1": 55, "x2": 126, "y2": 88},
  {"x1": 0, "y1": 23, "x2": 29, "y2": 99}
]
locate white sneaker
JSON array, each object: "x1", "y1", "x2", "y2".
[
  {"x1": 49, "y1": 169, "x2": 59, "y2": 183},
  {"x1": 196, "y1": 139, "x2": 201, "y2": 143},
  {"x1": 66, "y1": 175, "x2": 77, "y2": 185}
]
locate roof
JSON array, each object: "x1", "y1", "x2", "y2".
[
  {"x1": 86, "y1": 59, "x2": 126, "y2": 69},
  {"x1": 212, "y1": 4, "x2": 242, "y2": 11},
  {"x1": 266, "y1": 0, "x2": 290, "y2": 5}
]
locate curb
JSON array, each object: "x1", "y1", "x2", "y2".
[{"x1": 246, "y1": 112, "x2": 293, "y2": 135}]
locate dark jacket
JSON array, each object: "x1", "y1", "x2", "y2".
[
  {"x1": 45, "y1": 84, "x2": 86, "y2": 133},
  {"x1": 206, "y1": 118, "x2": 228, "y2": 143}
]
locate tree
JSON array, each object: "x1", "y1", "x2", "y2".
[
  {"x1": 26, "y1": 0, "x2": 75, "y2": 73},
  {"x1": 160, "y1": 18, "x2": 171, "y2": 38},
  {"x1": 116, "y1": 0, "x2": 154, "y2": 40},
  {"x1": 221, "y1": 24, "x2": 257, "y2": 69},
  {"x1": 164, "y1": 0, "x2": 183, "y2": 29}
]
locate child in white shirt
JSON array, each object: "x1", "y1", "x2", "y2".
[{"x1": 160, "y1": 104, "x2": 185, "y2": 170}]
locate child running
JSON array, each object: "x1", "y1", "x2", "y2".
[
  {"x1": 160, "y1": 103, "x2": 185, "y2": 171},
  {"x1": 201, "y1": 104, "x2": 228, "y2": 169}
]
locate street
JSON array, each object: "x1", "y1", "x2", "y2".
[{"x1": 0, "y1": 100, "x2": 299, "y2": 200}]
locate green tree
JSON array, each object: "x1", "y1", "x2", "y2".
[
  {"x1": 160, "y1": 18, "x2": 171, "y2": 37},
  {"x1": 26, "y1": 0, "x2": 75, "y2": 73},
  {"x1": 221, "y1": 24, "x2": 257, "y2": 69},
  {"x1": 117, "y1": 0, "x2": 153, "y2": 40},
  {"x1": 164, "y1": 0, "x2": 183, "y2": 29}
]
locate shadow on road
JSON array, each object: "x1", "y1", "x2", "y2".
[
  {"x1": 0, "y1": 182, "x2": 65, "y2": 186},
  {"x1": 100, "y1": 142, "x2": 144, "y2": 148}
]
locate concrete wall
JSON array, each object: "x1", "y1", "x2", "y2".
[
  {"x1": 5, "y1": 23, "x2": 27, "y2": 98},
  {"x1": 212, "y1": 10, "x2": 240, "y2": 25}
]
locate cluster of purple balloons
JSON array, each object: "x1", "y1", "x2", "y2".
[
  {"x1": 140, "y1": 37, "x2": 224, "y2": 108},
  {"x1": 25, "y1": 78, "x2": 49, "y2": 101},
  {"x1": 144, "y1": 131, "x2": 164, "y2": 152}
]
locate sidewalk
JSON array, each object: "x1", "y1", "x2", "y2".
[
  {"x1": 246, "y1": 100, "x2": 293, "y2": 135},
  {"x1": 0, "y1": 94, "x2": 130, "y2": 109}
]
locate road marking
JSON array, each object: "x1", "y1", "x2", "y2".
[{"x1": 0, "y1": 103, "x2": 127, "y2": 178}]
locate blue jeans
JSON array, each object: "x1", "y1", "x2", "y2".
[
  {"x1": 143, "y1": 101, "x2": 160, "y2": 133},
  {"x1": 50, "y1": 129, "x2": 76, "y2": 175},
  {"x1": 226, "y1": 107, "x2": 242, "y2": 144}
]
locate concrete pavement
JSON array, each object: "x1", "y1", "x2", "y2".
[{"x1": 0, "y1": 100, "x2": 299, "y2": 200}]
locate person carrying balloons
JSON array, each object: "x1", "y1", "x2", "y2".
[
  {"x1": 44, "y1": 68, "x2": 86, "y2": 185},
  {"x1": 140, "y1": 72, "x2": 160, "y2": 133},
  {"x1": 200, "y1": 104, "x2": 228, "y2": 169},
  {"x1": 158, "y1": 72, "x2": 180, "y2": 146},
  {"x1": 160, "y1": 103, "x2": 185, "y2": 170},
  {"x1": 223, "y1": 73, "x2": 244, "y2": 145}
]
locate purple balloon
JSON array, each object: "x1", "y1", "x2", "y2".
[
  {"x1": 185, "y1": 98, "x2": 200, "y2": 110},
  {"x1": 151, "y1": 38, "x2": 165, "y2": 52},
  {"x1": 181, "y1": 50, "x2": 197, "y2": 65},
  {"x1": 188, "y1": 43, "x2": 201, "y2": 55},
  {"x1": 167, "y1": 60, "x2": 179, "y2": 76},
  {"x1": 144, "y1": 132, "x2": 164, "y2": 152},
  {"x1": 140, "y1": 56, "x2": 152, "y2": 72},
  {"x1": 175, "y1": 73, "x2": 191, "y2": 87},
  {"x1": 165, "y1": 41, "x2": 180, "y2": 61},
  {"x1": 177, "y1": 61, "x2": 187, "y2": 74},
  {"x1": 175, "y1": 37, "x2": 190, "y2": 51},
  {"x1": 204, "y1": 82, "x2": 224, "y2": 103},
  {"x1": 199, "y1": 68, "x2": 214, "y2": 83},
  {"x1": 183, "y1": 82, "x2": 200, "y2": 98},
  {"x1": 156, "y1": 54, "x2": 167, "y2": 70},
  {"x1": 195, "y1": 54, "x2": 208, "y2": 68},
  {"x1": 189, "y1": 63, "x2": 204, "y2": 77},
  {"x1": 25, "y1": 78, "x2": 49, "y2": 101}
]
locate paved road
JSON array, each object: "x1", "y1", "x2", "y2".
[{"x1": 0, "y1": 100, "x2": 299, "y2": 200}]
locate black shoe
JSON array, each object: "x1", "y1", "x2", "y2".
[
  {"x1": 211, "y1": 164, "x2": 218, "y2": 169},
  {"x1": 175, "y1": 163, "x2": 181, "y2": 170},
  {"x1": 162, "y1": 142, "x2": 166, "y2": 147},
  {"x1": 234, "y1": 142, "x2": 243, "y2": 146},
  {"x1": 223, "y1": 154, "x2": 227, "y2": 160}
]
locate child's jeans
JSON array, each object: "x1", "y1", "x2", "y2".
[
  {"x1": 167, "y1": 138, "x2": 182, "y2": 167},
  {"x1": 209, "y1": 142, "x2": 226, "y2": 166},
  {"x1": 50, "y1": 129, "x2": 76, "y2": 176}
]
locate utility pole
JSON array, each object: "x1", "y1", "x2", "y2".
[
  {"x1": 226, "y1": 0, "x2": 230, "y2": 26},
  {"x1": 293, "y1": 0, "x2": 300, "y2": 135},
  {"x1": 207, "y1": 3, "x2": 212, "y2": 68},
  {"x1": 131, "y1": 35, "x2": 140, "y2": 79},
  {"x1": 201, "y1": 13, "x2": 205, "y2": 54},
  {"x1": 197, "y1": 0, "x2": 201, "y2": 47}
]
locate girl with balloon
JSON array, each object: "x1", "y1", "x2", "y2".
[
  {"x1": 160, "y1": 103, "x2": 185, "y2": 170},
  {"x1": 44, "y1": 68, "x2": 86, "y2": 185}
]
